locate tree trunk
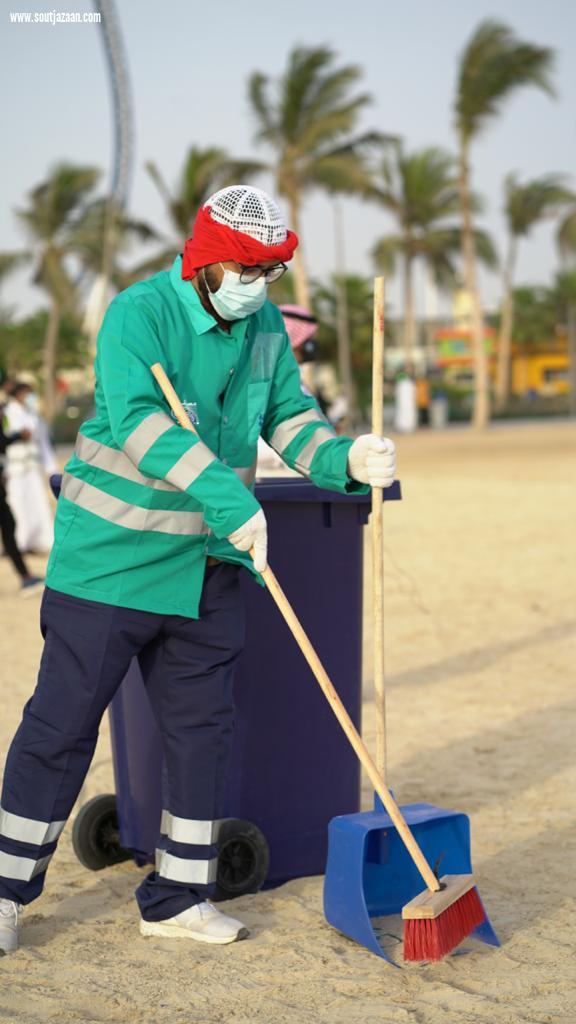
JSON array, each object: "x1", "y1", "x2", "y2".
[
  {"x1": 458, "y1": 138, "x2": 490, "y2": 429},
  {"x1": 43, "y1": 301, "x2": 61, "y2": 423},
  {"x1": 495, "y1": 235, "x2": 517, "y2": 412},
  {"x1": 288, "y1": 197, "x2": 311, "y2": 310},
  {"x1": 403, "y1": 250, "x2": 415, "y2": 367},
  {"x1": 333, "y1": 202, "x2": 358, "y2": 427}
]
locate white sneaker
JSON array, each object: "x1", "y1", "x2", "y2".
[
  {"x1": 0, "y1": 899, "x2": 20, "y2": 955},
  {"x1": 139, "y1": 901, "x2": 249, "y2": 945}
]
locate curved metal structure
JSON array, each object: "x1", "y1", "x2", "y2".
[
  {"x1": 86, "y1": 0, "x2": 134, "y2": 345},
  {"x1": 93, "y1": 0, "x2": 134, "y2": 210}
]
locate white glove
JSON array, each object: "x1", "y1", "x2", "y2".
[
  {"x1": 347, "y1": 434, "x2": 396, "y2": 487},
  {"x1": 227, "y1": 509, "x2": 268, "y2": 572}
]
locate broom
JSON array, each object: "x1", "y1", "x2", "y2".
[
  {"x1": 150, "y1": 358, "x2": 486, "y2": 962},
  {"x1": 371, "y1": 279, "x2": 485, "y2": 960}
]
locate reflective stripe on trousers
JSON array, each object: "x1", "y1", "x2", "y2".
[
  {"x1": 154, "y1": 812, "x2": 222, "y2": 885},
  {"x1": 0, "y1": 807, "x2": 65, "y2": 883},
  {"x1": 0, "y1": 806, "x2": 65, "y2": 846},
  {"x1": 0, "y1": 851, "x2": 53, "y2": 883}
]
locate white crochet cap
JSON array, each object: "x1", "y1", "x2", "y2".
[{"x1": 204, "y1": 185, "x2": 288, "y2": 247}]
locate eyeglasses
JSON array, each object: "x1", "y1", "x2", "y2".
[{"x1": 238, "y1": 263, "x2": 287, "y2": 285}]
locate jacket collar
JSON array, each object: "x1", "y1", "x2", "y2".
[
  {"x1": 169, "y1": 255, "x2": 217, "y2": 335},
  {"x1": 169, "y1": 256, "x2": 250, "y2": 344}
]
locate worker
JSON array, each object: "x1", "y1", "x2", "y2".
[{"x1": 0, "y1": 185, "x2": 396, "y2": 954}]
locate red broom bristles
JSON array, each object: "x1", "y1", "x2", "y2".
[{"x1": 403, "y1": 886, "x2": 486, "y2": 962}]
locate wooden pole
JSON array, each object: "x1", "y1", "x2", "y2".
[{"x1": 372, "y1": 277, "x2": 387, "y2": 781}]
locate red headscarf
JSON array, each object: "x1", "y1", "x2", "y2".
[{"x1": 181, "y1": 205, "x2": 299, "y2": 280}]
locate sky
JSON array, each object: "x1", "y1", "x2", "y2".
[{"x1": 2, "y1": 0, "x2": 575, "y2": 321}]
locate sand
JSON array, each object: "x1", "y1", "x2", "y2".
[{"x1": 0, "y1": 421, "x2": 575, "y2": 1024}]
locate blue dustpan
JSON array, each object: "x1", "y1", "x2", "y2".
[{"x1": 323, "y1": 795, "x2": 500, "y2": 964}]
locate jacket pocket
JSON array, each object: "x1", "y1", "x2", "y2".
[{"x1": 247, "y1": 380, "x2": 271, "y2": 444}]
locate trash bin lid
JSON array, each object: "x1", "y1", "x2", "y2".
[{"x1": 255, "y1": 477, "x2": 401, "y2": 504}]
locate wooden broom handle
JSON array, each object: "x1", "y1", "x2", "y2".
[
  {"x1": 150, "y1": 360, "x2": 441, "y2": 893},
  {"x1": 372, "y1": 277, "x2": 387, "y2": 782},
  {"x1": 151, "y1": 364, "x2": 197, "y2": 434},
  {"x1": 261, "y1": 564, "x2": 440, "y2": 891}
]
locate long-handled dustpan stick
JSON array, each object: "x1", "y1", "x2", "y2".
[{"x1": 372, "y1": 276, "x2": 387, "y2": 785}]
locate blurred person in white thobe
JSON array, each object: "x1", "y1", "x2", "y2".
[
  {"x1": 3, "y1": 382, "x2": 57, "y2": 553},
  {"x1": 394, "y1": 369, "x2": 418, "y2": 434}
]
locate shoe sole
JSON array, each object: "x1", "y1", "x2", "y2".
[{"x1": 139, "y1": 920, "x2": 249, "y2": 944}]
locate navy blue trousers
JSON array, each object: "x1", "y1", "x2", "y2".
[{"x1": 0, "y1": 564, "x2": 245, "y2": 922}]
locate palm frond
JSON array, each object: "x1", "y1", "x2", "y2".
[
  {"x1": 558, "y1": 207, "x2": 576, "y2": 256},
  {"x1": 0, "y1": 251, "x2": 30, "y2": 284},
  {"x1": 504, "y1": 172, "x2": 575, "y2": 235},
  {"x1": 372, "y1": 235, "x2": 402, "y2": 275},
  {"x1": 15, "y1": 164, "x2": 101, "y2": 242},
  {"x1": 455, "y1": 19, "x2": 556, "y2": 141},
  {"x1": 248, "y1": 72, "x2": 278, "y2": 144},
  {"x1": 306, "y1": 152, "x2": 373, "y2": 195}
]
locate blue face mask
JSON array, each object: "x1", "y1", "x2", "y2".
[{"x1": 205, "y1": 266, "x2": 268, "y2": 321}]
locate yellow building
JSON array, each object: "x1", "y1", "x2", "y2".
[
  {"x1": 437, "y1": 288, "x2": 570, "y2": 397},
  {"x1": 511, "y1": 350, "x2": 569, "y2": 396},
  {"x1": 433, "y1": 323, "x2": 569, "y2": 398}
]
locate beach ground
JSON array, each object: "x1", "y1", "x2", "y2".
[{"x1": 1, "y1": 421, "x2": 575, "y2": 1024}]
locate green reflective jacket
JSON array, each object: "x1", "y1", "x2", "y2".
[{"x1": 46, "y1": 256, "x2": 367, "y2": 617}]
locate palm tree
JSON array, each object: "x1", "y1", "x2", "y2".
[
  {"x1": 248, "y1": 45, "x2": 384, "y2": 310},
  {"x1": 146, "y1": 145, "x2": 265, "y2": 259},
  {"x1": 454, "y1": 19, "x2": 555, "y2": 427},
  {"x1": 370, "y1": 144, "x2": 497, "y2": 364},
  {"x1": 495, "y1": 173, "x2": 574, "y2": 410},
  {"x1": 14, "y1": 163, "x2": 101, "y2": 419}
]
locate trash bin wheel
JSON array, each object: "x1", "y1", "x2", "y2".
[
  {"x1": 213, "y1": 818, "x2": 269, "y2": 901},
  {"x1": 72, "y1": 794, "x2": 131, "y2": 871}
]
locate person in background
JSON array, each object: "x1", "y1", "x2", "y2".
[
  {"x1": 416, "y1": 372, "x2": 431, "y2": 427},
  {"x1": 3, "y1": 382, "x2": 58, "y2": 553},
  {"x1": 394, "y1": 367, "x2": 418, "y2": 434},
  {"x1": 279, "y1": 304, "x2": 348, "y2": 432},
  {"x1": 278, "y1": 304, "x2": 323, "y2": 401},
  {"x1": 0, "y1": 415, "x2": 45, "y2": 595}
]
